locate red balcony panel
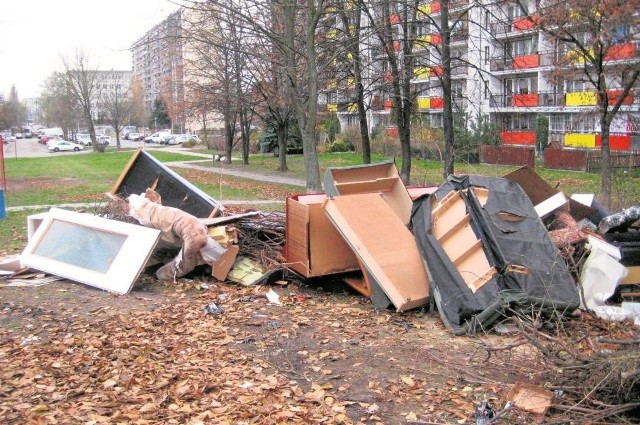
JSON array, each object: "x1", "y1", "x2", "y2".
[
  {"x1": 501, "y1": 131, "x2": 536, "y2": 145},
  {"x1": 513, "y1": 93, "x2": 539, "y2": 107},
  {"x1": 384, "y1": 71, "x2": 393, "y2": 83},
  {"x1": 513, "y1": 54, "x2": 540, "y2": 69},
  {"x1": 605, "y1": 43, "x2": 635, "y2": 61},
  {"x1": 431, "y1": 2, "x2": 441, "y2": 13},
  {"x1": 394, "y1": 41, "x2": 401, "y2": 52},
  {"x1": 607, "y1": 89, "x2": 634, "y2": 106},
  {"x1": 431, "y1": 65, "x2": 443, "y2": 77},
  {"x1": 431, "y1": 97, "x2": 444, "y2": 108},
  {"x1": 513, "y1": 16, "x2": 538, "y2": 31},
  {"x1": 431, "y1": 34, "x2": 442, "y2": 45},
  {"x1": 386, "y1": 127, "x2": 399, "y2": 137},
  {"x1": 384, "y1": 100, "x2": 393, "y2": 110},
  {"x1": 595, "y1": 134, "x2": 631, "y2": 150},
  {"x1": 391, "y1": 14, "x2": 400, "y2": 24}
]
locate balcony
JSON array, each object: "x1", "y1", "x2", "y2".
[
  {"x1": 491, "y1": 53, "x2": 541, "y2": 71},
  {"x1": 605, "y1": 42, "x2": 637, "y2": 61},
  {"x1": 565, "y1": 91, "x2": 597, "y2": 106},
  {"x1": 607, "y1": 89, "x2": 634, "y2": 106},
  {"x1": 513, "y1": 93, "x2": 539, "y2": 107},
  {"x1": 513, "y1": 53, "x2": 540, "y2": 69},
  {"x1": 415, "y1": 34, "x2": 442, "y2": 47},
  {"x1": 490, "y1": 92, "x2": 565, "y2": 108},
  {"x1": 501, "y1": 131, "x2": 536, "y2": 145},
  {"x1": 416, "y1": 97, "x2": 444, "y2": 110}
]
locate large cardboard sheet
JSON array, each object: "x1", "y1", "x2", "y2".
[{"x1": 324, "y1": 193, "x2": 429, "y2": 311}]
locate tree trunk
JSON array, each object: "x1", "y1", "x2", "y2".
[
  {"x1": 440, "y1": 2, "x2": 454, "y2": 179},
  {"x1": 276, "y1": 122, "x2": 289, "y2": 172},
  {"x1": 599, "y1": 113, "x2": 613, "y2": 210}
]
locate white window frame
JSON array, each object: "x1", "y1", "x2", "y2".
[{"x1": 21, "y1": 208, "x2": 161, "y2": 294}]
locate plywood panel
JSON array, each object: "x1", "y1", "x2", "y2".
[{"x1": 324, "y1": 194, "x2": 429, "y2": 311}]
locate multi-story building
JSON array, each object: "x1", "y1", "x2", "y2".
[
  {"x1": 93, "y1": 70, "x2": 133, "y2": 121},
  {"x1": 131, "y1": 10, "x2": 185, "y2": 126},
  {"x1": 327, "y1": 0, "x2": 639, "y2": 152}
]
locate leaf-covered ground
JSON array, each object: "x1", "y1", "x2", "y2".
[{"x1": 1, "y1": 275, "x2": 533, "y2": 425}]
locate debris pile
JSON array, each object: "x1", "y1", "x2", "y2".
[{"x1": 2, "y1": 149, "x2": 638, "y2": 338}]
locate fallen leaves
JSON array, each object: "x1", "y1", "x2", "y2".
[{"x1": 0, "y1": 287, "x2": 350, "y2": 424}]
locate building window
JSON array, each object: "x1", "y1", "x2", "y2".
[
  {"x1": 431, "y1": 113, "x2": 443, "y2": 128},
  {"x1": 484, "y1": 81, "x2": 489, "y2": 99},
  {"x1": 485, "y1": 46, "x2": 490, "y2": 64}
]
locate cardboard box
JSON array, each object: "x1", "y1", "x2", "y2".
[{"x1": 284, "y1": 194, "x2": 359, "y2": 278}]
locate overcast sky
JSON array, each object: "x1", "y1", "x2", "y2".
[{"x1": 0, "y1": 0, "x2": 180, "y2": 99}]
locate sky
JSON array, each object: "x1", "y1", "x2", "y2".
[{"x1": 0, "y1": 0, "x2": 180, "y2": 100}]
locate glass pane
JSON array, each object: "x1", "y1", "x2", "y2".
[{"x1": 33, "y1": 220, "x2": 127, "y2": 274}]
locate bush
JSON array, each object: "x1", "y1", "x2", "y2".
[{"x1": 326, "y1": 138, "x2": 354, "y2": 153}]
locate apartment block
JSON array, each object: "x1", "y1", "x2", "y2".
[{"x1": 326, "y1": 0, "x2": 639, "y2": 152}]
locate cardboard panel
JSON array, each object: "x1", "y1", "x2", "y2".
[
  {"x1": 324, "y1": 162, "x2": 413, "y2": 224},
  {"x1": 285, "y1": 195, "x2": 359, "y2": 277},
  {"x1": 324, "y1": 193, "x2": 429, "y2": 311}
]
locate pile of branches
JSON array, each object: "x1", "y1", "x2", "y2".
[
  {"x1": 233, "y1": 211, "x2": 286, "y2": 269},
  {"x1": 477, "y1": 310, "x2": 640, "y2": 423}
]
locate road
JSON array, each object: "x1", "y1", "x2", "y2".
[{"x1": 1, "y1": 136, "x2": 154, "y2": 158}]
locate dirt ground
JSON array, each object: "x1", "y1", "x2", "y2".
[{"x1": 1, "y1": 266, "x2": 555, "y2": 424}]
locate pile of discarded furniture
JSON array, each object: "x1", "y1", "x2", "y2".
[
  {"x1": 284, "y1": 162, "x2": 640, "y2": 334},
  {"x1": 3, "y1": 148, "x2": 639, "y2": 334}
]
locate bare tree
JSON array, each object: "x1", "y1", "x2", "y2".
[
  {"x1": 101, "y1": 81, "x2": 131, "y2": 149},
  {"x1": 39, "y1": 73, "x2": 83, "y2": 138},
  {"x1": 129, "y1": 77, "x2": 146, "y2": 128},
  {"x1": 335, "y1": 0, "x2": 373, "y2": 164},
  {"x1": 362, "y1": 0, "x2": 419, "y2": 184},
  {"x1": 59, "y1": 50, "x2": 105, "y2": 152}
]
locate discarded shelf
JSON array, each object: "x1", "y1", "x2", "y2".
[{"x1": 411, "y1": 175, "x2": 580, "y2": 335}]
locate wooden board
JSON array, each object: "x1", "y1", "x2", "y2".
[{"x1": 324, "y1": 193, "x2": 429, "y2": 311}]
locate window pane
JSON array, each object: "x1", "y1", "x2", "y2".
[{"x1": 34, "y1": 220, "x2": 127, "y2": 274}]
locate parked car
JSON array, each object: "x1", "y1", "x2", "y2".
[
  {"x1": 127, "y1": 132, "x2": 145, "y2": 141},
  {"x1": 41, "y1": 135, "x2": 61, "y2": 145},
  {"x1": 48, "y1": 140, "x2": 85, "y2": 152},
  {"x1": 170, "y1": 134, "x2": 201, "y2": 145},
  {"x1": 45, "y1": 137, "x2": 64, "y2": 147},
  {"x1": 2, "y1": 132, "x2": 16, "y2": 143},
  {"x1": 145, "y1": 131, "x2": 171, "y2": 143},
  {"x1": 96, "y1": 135, "x2": 111, "y2": 145},
  {"x1": 122, "y1": 126, "x2": 137, "y2": 139},
  {"x1": 73, "y1": 134, "x2": 92, "y2": 146},
  {"x1": 163, "y1": 134, "x2": 178, "y2": 145},
  {"x1": 15, "y1": 133, "x2": 23, "y2": 139}
]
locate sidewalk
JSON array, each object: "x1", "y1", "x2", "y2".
[{"x1": 159, "y1": 147, "x2": 306, "y2": 188}]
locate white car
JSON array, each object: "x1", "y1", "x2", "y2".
[
  {"x1": 48, "y1": 140, "x2": 85, "y2": 152},
  {"x1": 170, "y1": 134, "x2": 201, "y2": 144},
  {"x1": 145, "y1": 131, "x2": 171, "y2": 143},
  {"x1": 97, "y1": 135, "x2": 111, "y2": 145},
  {"x1": 2, "y1": 132, "x2": 16, "y2": 143}
]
